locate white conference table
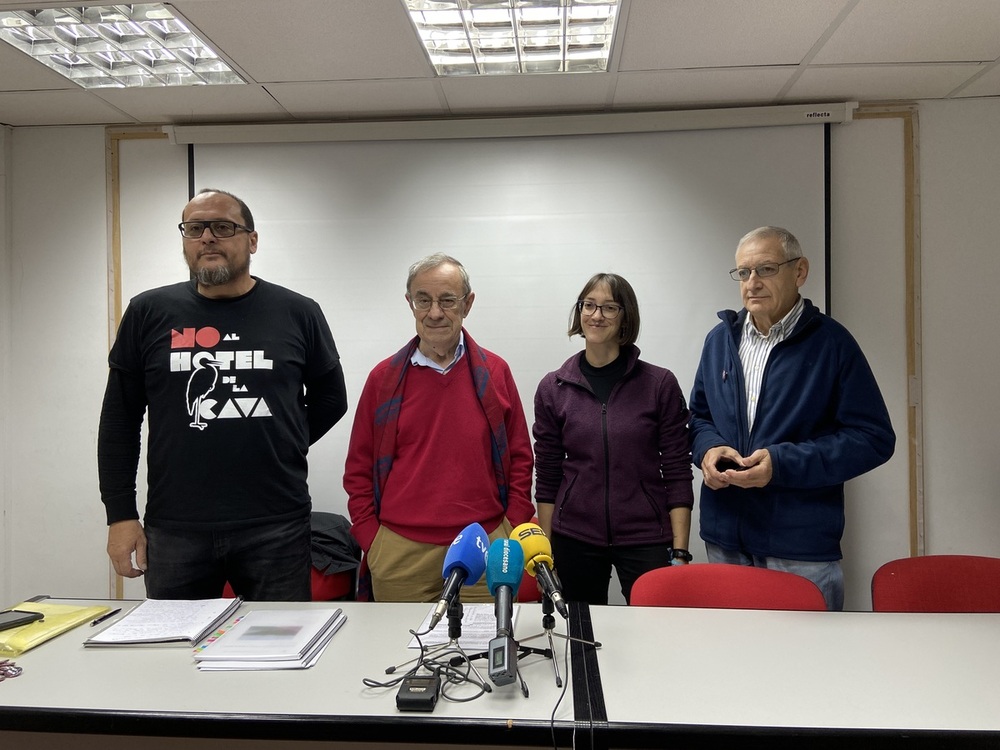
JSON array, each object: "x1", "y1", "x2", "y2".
[
  {"x1": 585, "y1": 604, "x2": 1000, "y2": 748},
  {"x1": 0, "y1": 599, "x2": 575, "y2": 748},
  {"x1": 2, "y1": 598, "x2": 999, "y2": 749}
]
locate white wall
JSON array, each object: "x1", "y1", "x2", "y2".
[
  {"x1": 5, "y1": 126, "x2": 112, "y2": 604},
  {"x1": 2, "y1": 99, "x2": 998, "y2": 609},
  {"x1": 919, "y1": 99, "x2": 1000, "y2": 553},
  {"x1": 831, "y1": 116, "x2": 911, "y2": 608}
]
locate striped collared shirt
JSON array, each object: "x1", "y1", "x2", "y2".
[
  {"x1": 411, "y1": 330, "x2": 466, "y2": 374},
  {"x1": 739, "y1": 296, "x2": 805, "y2": 431}
]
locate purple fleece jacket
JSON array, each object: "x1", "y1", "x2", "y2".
[{"x1": 532, "y1": 345, "x2": 693, "y2": 547}]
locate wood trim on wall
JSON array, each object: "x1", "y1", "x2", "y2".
[{"x1": 105, "y1": 127, "x2": 168, "y2": 599}]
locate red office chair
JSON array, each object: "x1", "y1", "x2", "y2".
[
  {"x1": 871, "y1": 555, "x2": 1000, "y2": 612},
  {"x1": 223, "y1": 567, "x2": 355, "y2": 601},
  {"x1": 630, "y1": 563, "x2": 827, "y2": 611}
]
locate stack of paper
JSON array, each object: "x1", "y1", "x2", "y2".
[
  {"x1": 85, "y1": 598, "x2": 243, "y2": 647},
  {"x1": 193, "y1": 607, "x2": 346, "y2": 670}
]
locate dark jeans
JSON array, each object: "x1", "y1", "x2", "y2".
[
  {"x1": 144, "y1": 516, "x2": 312, "y2": 601},
  {"x1": 551, "y1": 532, "x2": 673, "y2": 605}
]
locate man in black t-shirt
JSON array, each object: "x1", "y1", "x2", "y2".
[{"x1": 98, "y1": 189, "x2": 348, "y2": 600}]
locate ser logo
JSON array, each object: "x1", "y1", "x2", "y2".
[{"x1": 514, "y1": 526, "x2": 545, "y2": 543}]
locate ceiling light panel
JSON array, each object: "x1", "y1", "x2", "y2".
[
  {"x1": 404, "y1": 0, "x2": 621, "y2": 76},
  {"x1": 0, "y1": 4, "x2": 245, "y2": 88}
]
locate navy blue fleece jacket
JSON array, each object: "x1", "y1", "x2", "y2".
[{"x1": 689, "y1": 299, "x2": 895, "y2": 561}]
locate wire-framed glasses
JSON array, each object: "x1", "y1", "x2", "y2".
[
  {"x1": 409, "y1": 294, "x2": 468, "y2": 311},
  {"x1": 577, "y1": 300, "x2": 622, "y2": 319},
  {"x1": 729, "y1": 258, "x2": 799, "y2": 281},
  {"x1": 178, "y1": 221, "x2": 253, "y2": 239}
]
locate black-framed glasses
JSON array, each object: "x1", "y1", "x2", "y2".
[
  {"x1": 178, "y1": 220, "x2": 252, "y2": 239},
  {"x1": 578, "y1": 300, "x2": 622, "y2": 319},
  {"x1": 409, "y1": 294, "x2": 468, "y2": 311},
  {"x1": 729, "y1": 258, "x2": 799, "y2": 281}
]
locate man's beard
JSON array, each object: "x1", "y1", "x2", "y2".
[{"x1": 188, "y1": 254, "x2": 250, "y2": 287}]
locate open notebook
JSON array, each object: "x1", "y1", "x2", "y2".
[{"x1": 85, "y1": 598, "x2": 242, "y2": 647}]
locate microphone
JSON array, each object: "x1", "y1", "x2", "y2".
[
  {"x1": 429, "y1": 522, "x2": 489, "y2": 630},
  {"x1": 485, "y1": 538, "x2": 524, "y2": 686},
  {"x1": 510, "y1": 523, "x2": 569, "y2": 619}
]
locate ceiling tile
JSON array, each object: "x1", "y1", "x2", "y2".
[
  {"x1": 788, "y1": 64, "x2": 985, "y2": 102},
  {"x1": 618, "y1": 0, "x2": 849, "y2": 70},
  {"x1": 268, "y1": 80, "x2": 446, "y2": 119},
  {"x1": 440, "y1": 74, "x2": 614, "y2": 115},
  {"x1": 170, "y1": 0, "x2": 432, "y2": 83},
  {"x1": 90, "y1": 84, "x2": 291, "y2": 124},
  {"x1": 0, "y1": 91, "x2": 135, "y2": 127},
  {"x1": 0, "y1": 44, "x2": 78, "y2": 92},
  {"x1": 812, "y1": 0, "x2": 1000, "y2": 64},
  {"x1": 613, "y1": 68, "x2": 796, "y2": 109},
  {"x1": 954, "y1": 64, "x2": 1000, "y2": 98}
]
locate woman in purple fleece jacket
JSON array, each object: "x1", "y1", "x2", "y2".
[{"x1": 532, "y1": 274, "x2": 694, "y2": 605}]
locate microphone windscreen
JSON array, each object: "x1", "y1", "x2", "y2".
[
  {"x1": 510, "y1": 522, "x2": 554, "y2": 576},
  {"x1": 485, "y1": 538, "x2": 524, "y2": 596},
  {"x1": 441, "y1": 522, "x2": 489, "y2": 583}
]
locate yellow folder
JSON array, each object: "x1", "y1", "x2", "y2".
[{"x1": 0, "y1": 601, "x2": 110, "y2": 657}]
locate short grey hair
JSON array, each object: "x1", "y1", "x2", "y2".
[
  {"x1": 737, "y1": 226, "x2": 802, "y2": 261},
  {"x1": 406, "y1": 252, "x2": 471, "y2": 296}
]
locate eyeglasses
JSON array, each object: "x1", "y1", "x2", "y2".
[
  {"x1": 178, "y1": 221, "x2": 253, "y2": 239},
  {"x1": 578, "y1": 300, "x2": 622, "y2": 319},
  {"x1": 729, "y1": 258, "x2": 799, "y2": 281},
  {"x1": 409, "y1": 294, "x2": 468, "y2": 311}
]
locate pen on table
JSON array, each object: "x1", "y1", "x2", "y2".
[{"x1": 90, "y1": 608, "x2": 122, "y2": 627}]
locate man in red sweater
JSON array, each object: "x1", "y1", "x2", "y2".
[{"x1": 343, "y1": 253, "x2": 535, "y2": 602}]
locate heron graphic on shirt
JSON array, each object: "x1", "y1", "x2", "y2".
[{"x1": 186, "y1": 358, "x2": 222, "y2": 430}]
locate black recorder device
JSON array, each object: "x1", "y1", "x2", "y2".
[{"x1": 396, "y1": 673, "x2": 441, "y2": 712}]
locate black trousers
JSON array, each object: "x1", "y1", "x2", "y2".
[
  {"x1": 550, "y1": 532, "x2": 673, "y2": 605},
  {"x1": 144, "y1": 515, "x2": 312, "y2": 601}
]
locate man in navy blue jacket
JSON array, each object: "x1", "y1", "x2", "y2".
[{"x1": 689, "y1": 226, "x2": 895, "y2": 610}]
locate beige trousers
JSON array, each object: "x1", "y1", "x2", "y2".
[{"x1": 368, "y1": 519, "x2": 514, "y2": 603}]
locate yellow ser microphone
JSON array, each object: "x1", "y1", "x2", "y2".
[{"x1": 510, "y1": 522, "x2": 569, "y2": 619}]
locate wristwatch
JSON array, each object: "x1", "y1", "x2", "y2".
[{"x1": 670, "y1": 547, "x2": 693, "y2": 563}]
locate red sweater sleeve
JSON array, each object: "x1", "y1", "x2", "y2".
[
  {"x1": 496, "y1": 358, "x2": 535, "y2": 527},
  {"x1": 343, "y1": 366, "x2": 383, "y2": 554}
]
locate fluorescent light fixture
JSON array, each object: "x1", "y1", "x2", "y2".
[
  {"x1": 403, "y1": 0, "x2": 621, "y2": 76},
  {"x1": 0, "y1": 3, "x2": 245, "y2": 88}
]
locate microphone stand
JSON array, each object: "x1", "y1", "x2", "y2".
[
  {"x1": 518, "y1": 594, "x2": 602, "y2": 687},
  {"x1": 461, "y1": 594, "x2": 601, "y2": 689}
]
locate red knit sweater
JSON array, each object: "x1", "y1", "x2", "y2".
[{"x1": 344, "y1": 353, "x2": 534, "y2": 551}]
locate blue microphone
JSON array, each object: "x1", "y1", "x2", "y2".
[
  {"x1": 429, "y1": 523, "x2": 489, "y2": 630},
  {"x1": 485, "y1": 538, "x2": 524, "y2": 686}
]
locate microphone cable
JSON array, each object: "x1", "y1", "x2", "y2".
[
  {"x1": 547, "y1": 626, "x2": 571, "y2": 750},
  {"x1": 362, "y1": 629, "x2": 491, "y2": 701}
]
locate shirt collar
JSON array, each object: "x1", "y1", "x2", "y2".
[
  {"x1": 411, "y1": 330, "x2": 466, "y2": 373},
  {"x1": 744, "y1": 296, "x2": 805, "y2": 340}
]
